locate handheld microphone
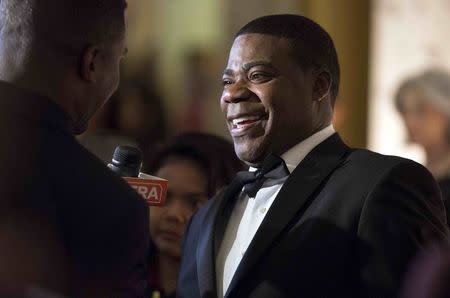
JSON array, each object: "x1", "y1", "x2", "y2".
[
  {"x1": 108, "y1": 145, "x2": 142, "y2": 177},
  {"x1": 108, "y1": 145, "x2": 168, "y2": 206}
]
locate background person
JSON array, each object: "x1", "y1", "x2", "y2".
[
  {"x1": 0, "y1": 0, "x2": 149, "y2": 296},
  {"x1": 146, "y1": 132, "x2": 245, "y2": 298},
  {"x1": 395, "y1": 68, "x2": 450, "y2": 226}
]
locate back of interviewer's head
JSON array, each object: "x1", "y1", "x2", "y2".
[
  {"x1": 0, "y1": 0, "x2": 128, "y2": 134},
  {"x1": 0, "y1": 0, "x2": 127, "y2": 62}
]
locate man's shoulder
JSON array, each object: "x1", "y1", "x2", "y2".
[
  {"x1": 317, "y1": 133, "x2": 424, "y2": 176},
  {"x1": 337, "y1": 148, "x2": 442, "y2": 207},
  {"x1": 43, "y1": 133, "x2": 147, "y2": 209},
  {"x1": 325, "y1": 147, "x2": 435, "y2": 192},
  {"x1": 346, "y1": 147, "x2": 426, "y2": 174}
]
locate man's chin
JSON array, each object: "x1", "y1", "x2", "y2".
[
  {"x1": 73, "y1": 107, "x2": 98, "y2": 135},
  {"x1": 235, "y1": 141, "x2": 269, "y2": 166}
]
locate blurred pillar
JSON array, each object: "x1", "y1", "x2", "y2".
[{"x1": 300, "y1": 0, "x2": 370, "y2": 148}]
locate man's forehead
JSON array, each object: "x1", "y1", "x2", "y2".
[
  {"x1": 233, "y1": 33, "x2": 290, "y2": 46},
  {"x1": 231, "y1": 34, "x2": 291, "y2": 56},
  {"x1": 227, "y1": 33, "x2": 292, "y2": 66}
]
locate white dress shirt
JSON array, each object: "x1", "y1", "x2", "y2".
[{"x1": 215, "y1": 125, "x2": 336, "y2": 298}]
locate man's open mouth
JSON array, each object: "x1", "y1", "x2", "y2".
[{"x1": 229, "y1": 114, "x2": 267, "y2": 136}]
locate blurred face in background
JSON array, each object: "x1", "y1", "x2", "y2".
[
  {"x1": 398, "y1": 87, "x2": 448, "y2": 150},
  {"x1": 149, "y1": 158, "x2": 208, "y2": 258}
]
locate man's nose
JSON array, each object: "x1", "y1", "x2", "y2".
[{"x1": 221, "y1": 80, "x2": 252, "y2": 104}]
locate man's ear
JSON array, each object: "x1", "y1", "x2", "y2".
[
  {"x1": 313, "y1": 70, "x2": 332, "y2": 102},
  {"x1": 79, "y1": 45, "x2": 100, "y2": 83}
]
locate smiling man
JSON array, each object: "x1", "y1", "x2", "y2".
[
  {"x1": 177, "y1": 15, "x2": 449, "y2": 298},
  {"x1": 221, "y1": 32, "x2": 332, "y2": 165}
]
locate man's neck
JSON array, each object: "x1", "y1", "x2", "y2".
[{"x1": 0, "y1": 64, "x2": 78, "y2": 130}]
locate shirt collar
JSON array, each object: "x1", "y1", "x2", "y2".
[{"x1": 249, "y1": 125, "x2": 336, "y2": 173}]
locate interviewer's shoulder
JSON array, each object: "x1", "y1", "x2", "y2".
[{"x1": 46, "y1": 133, "x2": 146, "y2": 208}]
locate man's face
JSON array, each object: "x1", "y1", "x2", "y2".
[
  {"x1": 75, "y1": 36, "x2": 127, "y2": 134},
  {"x1": 97, "y1": 38, "x2": 127, "y2": 105},
  {"x1": 221, "y1": 33, "x2": 316, "y2": 165},
  {"x1": 75, "y1": 9, "x2": 127, "y2": 134}
]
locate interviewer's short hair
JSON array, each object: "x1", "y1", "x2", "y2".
[
  {"x1": 236, "y1": 14, "x2": 340, "y2": 105},
  {"x1": 0, "y1": 0, "x2": 127, "y2": 53}
]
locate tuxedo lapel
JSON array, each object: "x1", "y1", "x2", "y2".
[
  {"x1": 196, "y1": 176, "x2": 247, "y2": 297},
  {"x1": 225, "y1": 134, "x2": 350, "y2": 297}
]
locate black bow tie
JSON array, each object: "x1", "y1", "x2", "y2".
[{"x1": 235, "y1": 154, "x2": 290, "y2": 198}]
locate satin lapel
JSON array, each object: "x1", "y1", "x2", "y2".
[
  {"x1": 225, "y1": 134, "x2": 350, "y2": 297},
  {"x1": 196, "y1": 176, "x2": 246, "y2": 297}
]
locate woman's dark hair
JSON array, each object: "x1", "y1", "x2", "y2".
[{"x1": 147, "y1": 132, "x2": 245, "y2": 198}]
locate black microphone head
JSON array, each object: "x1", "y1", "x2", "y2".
[{"x1": 109, "y1": 145, "x2": 142, "y2": 177}]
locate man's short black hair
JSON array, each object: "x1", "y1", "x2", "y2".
[
  {"x1": 0, "y1": 0, "x2": 127, "y2": 53},
  {"x1": 50, "y1": 0, "x2": 127, "y2": 45},
  {"x1": 236, "y1": 14, "x2": 340, "y2": 103}
]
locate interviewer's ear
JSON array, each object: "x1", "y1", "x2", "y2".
[
  {"x1": 79, "y1": 45, "x2": 100, "y2": 83},
  {"x1": 313, "y1": 70, "x2": 332, "y2": 102}
]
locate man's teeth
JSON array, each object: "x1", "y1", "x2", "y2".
[{"x1": 232, "y1": 116, "x2": 259, "y2": 126}]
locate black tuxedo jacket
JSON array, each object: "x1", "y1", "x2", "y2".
[
  {"x1": 177, "y1": 133, "x2": 449, "y2": 298},
  {"x1": 0, "y1": 81, "x2": 149, "y2": 297},
  {"x1": 437, "y1": 176, "x2": 450, "y2": 228}
]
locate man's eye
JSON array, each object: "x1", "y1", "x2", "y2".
[
  {"x1": 250, "y1": 72, "x2": 269, "y2": 81},
  {"x1": 222, "y1": 79, "x2": 233, "y2": 86}
]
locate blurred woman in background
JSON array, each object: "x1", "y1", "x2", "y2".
[
  {"x1": 395, "y1": 68, "x2": 450, "y2": 226},
  {"x1": 146, "y1": 132, "x2": 245, "y2": 298}
]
